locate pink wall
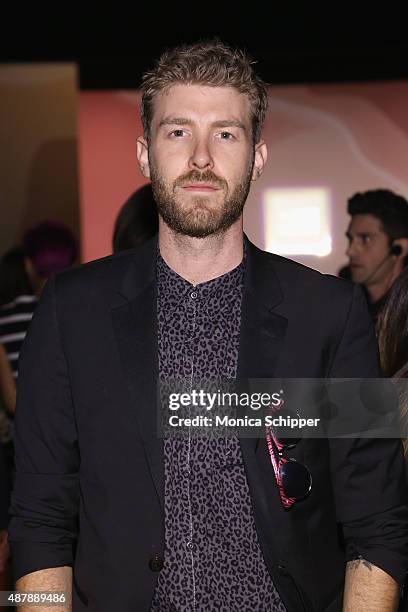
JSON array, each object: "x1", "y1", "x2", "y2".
[
  {"x1": 77, "y1": 92, "x2": 147, "y2": 262},
  {"x1": 78, "y1": 82, "x2": 408, "y2": 273}
]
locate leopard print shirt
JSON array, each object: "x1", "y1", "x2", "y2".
[{"x1": 150, "y1": 251, "x2": 285, "y2": 612}]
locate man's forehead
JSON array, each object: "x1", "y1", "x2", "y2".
[
  {"x1": 151, "y1": 83, "x2": 252, "y2": 124},
  {"x1": 348, "y1": 214, "x2": 384, "y2": 234}
]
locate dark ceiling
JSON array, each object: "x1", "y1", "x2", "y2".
[{"x1": 2, "y1": 16, "x2": 407, "y2": 89}]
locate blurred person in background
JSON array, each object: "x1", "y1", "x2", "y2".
[
  {"x1": 0, "y1": 247, "x2": 37, "y2": 391},
  {"x1": 0, "y1": 343, "x2": 15, "y2": 418},
  {"x1": 22, "y1": 220, "x2": 78, "y2": 300},
  {"x1": 377, "y1": 266, "x2": 408, "y2": 459},
  {"x1": 376, "y1": 266, "x2": 408, "y2": 611},
  {"x1": 0, "y1": 222, "x2": 77, "y2": 478},
  {"x1": 0, "y1": 221, "x2": 78, "y2": 386},
  {"x1": 0, "y1": 247, "x2": 36, "y2": 477},
  {"x1": 346, "y1": 189, "x2": 408, "y2": 323},
  {"x1": 112, "y1": 183, "x2": 158, "y2": 253}
]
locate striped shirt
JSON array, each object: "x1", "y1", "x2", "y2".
[{"x1": 0, "y1": 295, "x2": 38, "y2": 378}]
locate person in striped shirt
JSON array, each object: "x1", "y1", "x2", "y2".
[
  {"x1": 0, "y1": 220, "x2": 78, "y2": 407},
  {"x1": 0, "y1": 293, "x2": 38, "y2": 384}
]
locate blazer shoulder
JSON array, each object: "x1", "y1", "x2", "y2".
[
  {"x1": 53, "y1": 238, "x2": 156, "y2": 300},
  {"x1": 252, "y1": 242, "x2": 355, "y2": 301}
]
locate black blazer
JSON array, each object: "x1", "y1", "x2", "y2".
[{"x1": 9, "y1": 237, "x2": 408, "y2": 611}]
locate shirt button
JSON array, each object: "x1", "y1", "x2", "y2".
[
  {"x1": 186, "y1": 540, "x2": 195, "y2": 551},
  {"x1": 190, "y1": 291, "x2": 198, "y2": 299},
  {"x1": 148, "y1": 555, "x2": 164, "y2": 572}
]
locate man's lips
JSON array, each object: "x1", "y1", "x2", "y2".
[{"x1": 181, "y1": 183, "x2": 220, "y2": 191}]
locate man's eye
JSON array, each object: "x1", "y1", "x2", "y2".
[
  {"x1": 171, "y1": 129, "x2": 186, "y2": 137},
  {"x1": 362, "y1": 235, "x2": 371, "y2": 244},
  {"x1": 218, "y1": 131, "x2": 234, "y2": 140}
]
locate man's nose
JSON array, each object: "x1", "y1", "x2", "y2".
[
  {"x1": 189, "y1": 138, "x2": 214, "y2": 170},
  {"x1": 346, "y1": 241, "x2": 356, "y2": 258}
]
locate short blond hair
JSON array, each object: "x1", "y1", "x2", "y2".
[{"x1": 140, "y1": 39, "x2": 268, "y2": 144}]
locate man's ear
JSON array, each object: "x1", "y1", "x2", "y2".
[
  {"x1": 136, "y1": 137, "x2": 150, "y2": 179},
  {"x1": 394, "y1": 237, "x2": 408, "y2": 257},
  {"x1": 251, "y1": 140, "x2": 267, "y2": 181}
]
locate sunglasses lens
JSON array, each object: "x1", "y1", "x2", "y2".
[{"x1": 280, "y1": 460, "x2": 311, "y2": 499}]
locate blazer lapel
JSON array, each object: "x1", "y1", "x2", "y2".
[
  {"x1": 111, "y1": 238, "x2": 164, "y2": 513},
  {"x1": 237, "y1": 238, "x2": 288, "y2": 411},
  {"x1": 238, "y1": 239, "x2": 289, "y2": 534}
]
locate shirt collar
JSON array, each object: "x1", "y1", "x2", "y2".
[{"x1": 156, "y1": 243, "x2": 246, "y2": 308}]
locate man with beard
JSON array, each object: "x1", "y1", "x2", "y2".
[{"x1": 9, "y1": 41, "x2": 408, "y2": 612}]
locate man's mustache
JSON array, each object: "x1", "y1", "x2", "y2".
[{"x1": 173, "y1": 170, "x2": 227, "y2": 190}]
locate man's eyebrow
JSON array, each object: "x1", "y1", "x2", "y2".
[
  {"x1": 158, "y1": 117, "x2": 247, "y2": 131},
  {"x1": 158, "y1": 117, "x2": 193, "y2": 127},
  {"x1": 211, "y1": 119, "x2": 247, "y2": 131},
  {"x1": 346, "y1": 231, "x2": 376, "y2": 239}
]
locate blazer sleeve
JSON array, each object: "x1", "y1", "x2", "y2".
[
  {"x1": 328, "y1": 283, "x2": 408, "y2": 586},
  {"x1": 8, "y1": 276, "x2": 79, "y2": 581}
]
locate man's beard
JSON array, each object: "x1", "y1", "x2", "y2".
[{"x1": 149, "y1": 160, "x2": 254, "y2": 238}]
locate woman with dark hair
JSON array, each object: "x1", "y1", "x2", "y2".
[
  {"x1": 112, "y1": 183, "x2": 158, "y2": 253},
  {"x1": 377, "y1": 267, "x2": 408, "y2": 461},
  {"x1": 377, "y1": 268, "x2": 408, "y2": 610},
  {"x1": 377, "y1": 267, "x2": 408, "y2": 378}
]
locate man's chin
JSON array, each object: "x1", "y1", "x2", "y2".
[
  {"x1": 170, "y1": 221, "x2": 225, "y2": 239},
  {"x1": 350, "y1": 271, "x2": 366, "y2": 284},
  {"x1": 157, "y1": 192, "x2": 245, "y2": 238},
  {"x1": 166, "y1": 208, "x2": 224, "y2": 238}
]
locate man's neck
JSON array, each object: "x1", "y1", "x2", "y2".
[
  {"x1": 366, "y1": 265, "x2": 402, "y2": 304},
  {"x1": 158, "y1": 219, "x2": 244, "y2": 285}
]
